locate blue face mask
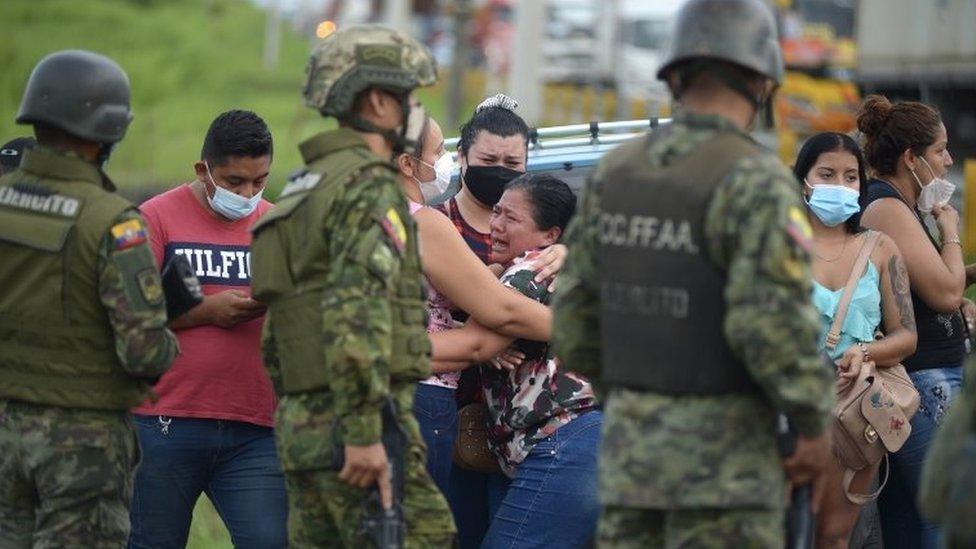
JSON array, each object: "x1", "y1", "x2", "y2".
[
  {"x1": 805, "y1": 179, "x2": 860, "y2": 227},
  {"x1": 205, "y1": 163, "x2": 263, "y2": 221}
]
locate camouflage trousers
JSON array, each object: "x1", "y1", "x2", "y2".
[
  {"x1": 597, "y1": 506, "x2": 783, "y2": 549},
  {"x1": 274, "y1": 388, "x2": 456, "y2": 548},
  {"x1": 0, "y1": 399, "x2": 139, "y2": 549}
]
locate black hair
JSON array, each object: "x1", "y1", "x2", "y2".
[
  {"x1": 457, "y1": 105, "x2": 529, "y2": 158},
  {"x1": 793, "y1": 132, "x2": 868, "y2": 234},
  {"x1": 505, "y1": 173, "x2": 577, "y2": 236},
  {"x1": 201, "y1": 110, "x2": 273, "y2": 166}
]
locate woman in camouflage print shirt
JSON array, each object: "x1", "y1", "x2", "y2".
[{"x1": 430, "y1": 173, "x2": 602, "y2": 548}]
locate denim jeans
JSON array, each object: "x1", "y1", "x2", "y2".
[
  {"x1": 128, "y1": 416, "x2": 288, "y2": 549},
  {"x1": 413, "y1": 383, "x2": 459, "y2": 493},
  {"x1": 414, "y1": 383, "x2": 494, "y2": 548},
  {"x1": 878, "y1": 365, "x2": 964, "y2": 549},
  {"x1": 482, "y1": 410, "x2": 603, "y2": 549}
]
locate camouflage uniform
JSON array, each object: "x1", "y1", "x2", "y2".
[
  {"x1": 0, "y1": 147, "x2": 176, "y2": 549},
  {"x1": 254, "y1": 129, "x2": 455, "y2": 548},
  {"x1": 551, "y1": 110, "x2": 834, "y2": 548},
  {"x1": 250, "y1": 25, "x2": 454, "y2": 548},
  {"x1": 0, "y1": 50, "x2": 176, "y2": 549}
]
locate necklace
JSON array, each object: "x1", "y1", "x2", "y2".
[{"x1": 813, "y1": 234, "x2": 850, "y2": 262}]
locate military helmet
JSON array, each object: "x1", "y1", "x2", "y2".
[
  {"x1": 303, "y1": 24, "x2": 438, "y2": 118},
  {"x1": 657, "y1": 0, "x2": 784, "y2": 85},
  {"x1": 16, "y1": 50, "x2": 133, "y2": 143}
]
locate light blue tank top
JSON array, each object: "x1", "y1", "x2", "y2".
[{"x1": 811, "y1": 262, "x2": 882, "y2": 361}]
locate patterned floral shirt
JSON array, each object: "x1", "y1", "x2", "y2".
[{"x1": 482, "y1": 248, "x2": 598, "y2": 476}]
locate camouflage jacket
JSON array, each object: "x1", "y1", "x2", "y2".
[
  {"x1": 483, "y1": 249, "x2": 598, "y2": 477},
  {"x1": 551, "y1": 111, "x2": 833, "y2": 509}
]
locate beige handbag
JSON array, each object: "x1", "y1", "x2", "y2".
[
  {"x1": 826, "y1": 231, "x2": 920, "y2": 504},
  {"x1": 452, "y1": 403, "x2": 503, "y2": 474}
]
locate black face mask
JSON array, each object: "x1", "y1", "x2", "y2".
[{"x1": 462, "y1": 165, "x2": 523, "y2": 207}]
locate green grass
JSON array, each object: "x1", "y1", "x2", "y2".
[
  {"x1": 0, "y1": 0, "x2": 462, "y2": 200},
  {"x1": 188, "y1": 497, "x2": 233, "y2": 549}
]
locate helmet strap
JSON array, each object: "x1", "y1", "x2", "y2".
[
  {"x1": 95, "y1": 142, "x2": 116, "y2": 168},
  {"x1": 341, "y1": 92, "x2": 423, "y2": 162}
]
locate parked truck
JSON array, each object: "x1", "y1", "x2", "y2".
[{"x1": 856, "y1": 0, "x2": 976, "y2": 157}]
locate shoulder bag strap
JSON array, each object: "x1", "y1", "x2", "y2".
[
  {"x1": 826, "y1": 231, "x2": 881, "y2": 350},
  {"x1": 844, "y1": 453, "x2": 890, "y2": 504}
]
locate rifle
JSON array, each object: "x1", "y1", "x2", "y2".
[
  {"x1": 160, "y1": 254, "x2": 203, "y2": 320},
  {"x1": 777, "y1": 414, "x2": 814, "y2": 549},
  {"x1": 332, "y1": 399, "x2": 408, "y2": 549}
]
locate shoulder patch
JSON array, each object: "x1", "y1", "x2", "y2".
[
  {"x1": 379, "y1": 207, "x2": 407, "y2": 254},
  {"x1": 785, "y1": 205, "x2": 814, "y2": 253},
  {"x1": 110, "y1": 218, "x2": 147, "y2": 250},
  {"x1": 136, "y1": 268, "x2": 164, "y2": 306},
  {"x1": 279, "y1": 171, "x2": 322, "y2": 197}
]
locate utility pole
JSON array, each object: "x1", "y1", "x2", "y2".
[
  {"x1": 263, "y1": 0, "x2": 281, "y2": 70},
  {"x1": 447, "y1": 0, "x2": 473, "y2": 131},
  {"x1": 384, "y1": 0, "x2": 411, "y2": 34},
  {"x1": 509, "y1": 0, "x2": 544, "y2": 125}
]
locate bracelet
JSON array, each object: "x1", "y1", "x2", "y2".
[
  {"x1": 944, "y1": 237, "x2": 962, "y2": 247},
  {"x1": 858, "y1": 341, "x2": 871, "y2": 362}
]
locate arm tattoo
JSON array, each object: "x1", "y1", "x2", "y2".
[{"x1": 889, "y1": 254, "x2": 916, "y2": 333}]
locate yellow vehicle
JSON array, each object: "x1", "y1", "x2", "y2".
[
  {"x1": 775, "y1": 70, "x2": 860, "y2": 161},
  {"x1": 778, "y1": 71, "x2": 859, "y2": 135}
]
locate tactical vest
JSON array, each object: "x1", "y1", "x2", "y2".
[
  {"x1": 598, "y1": 130, "x2": 763, "y2": 395},
  {"x1": 250, "y1": 145, "x2": 430, "y2": 394},
  {"x1": 0, "y1": 156, "x2": 148, "y2": 409}
]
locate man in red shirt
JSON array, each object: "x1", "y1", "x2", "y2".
[{"x1": 128, "y1": 110, "x2": 285, "y2": 548}]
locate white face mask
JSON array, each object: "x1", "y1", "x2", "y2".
[
  {"x1": 414, "y1": 152, "x2": 454, "y2": 204},
  {"x1": 205, "y1": 162, "x2": 263, "y2": 220},
  {"x1": 912, "y1": 157, "x2": 955, "y2": 214}
]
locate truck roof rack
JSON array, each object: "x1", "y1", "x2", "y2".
[{"x1": 444, "y1": 118, "x2": 672, "y2": 152}]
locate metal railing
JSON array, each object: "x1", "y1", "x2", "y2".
[{"x1": 444, "y1": 118, "x2": 673, "y2": 152}]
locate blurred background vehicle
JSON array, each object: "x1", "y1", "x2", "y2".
[
  {"x1": 855, "y1": 0, "x2": 976, "y2": 160},
  {"x1": 614, "y1": 0, "x2": 682, "y2": 105}
]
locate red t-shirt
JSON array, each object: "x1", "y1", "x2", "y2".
[{"x1": 133, "y1": 184, "x2": 276, "y2": 426}]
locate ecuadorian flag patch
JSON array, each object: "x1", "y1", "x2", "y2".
[
  {"x1": 110, "y1": 219, "x2": 147, "y2": 251},
  {"x1": 785, "y1": 205, "x2": 814, "y2": 253},
  {"x1": 379, "y1": 208, "x2": 407, "y2": 254}
]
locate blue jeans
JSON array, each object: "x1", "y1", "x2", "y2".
[
  {"x1": 128, "y1": 416, "x2": 288, "y2": 549},
  {"x1": 482, "y1": 410, "x2": 603, "y2": 549},
  {"x1": 450, "y1": 462, "x2": 495, "y2": 548},
  {"x1": 413, "y1": 383, "x2": 458, "y2": 493},
  {"x1": 878, "y1": 365, "x2": 964, "y2": 549},
  {"x1": 413, "y1": 383, "x2": 494, "y2": 548}
]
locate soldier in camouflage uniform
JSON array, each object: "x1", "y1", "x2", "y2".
[
  {"x1": 551, "y1": 1, "x2": 835, "y2": 547},
  {"x1": 250, "y1": 25, "x2": 455, "y2": 547},
  {"x1": 0, "y1": 50, "x2": 177, "y2": 548}
]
